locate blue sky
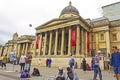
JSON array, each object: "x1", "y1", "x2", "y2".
[{"x1": 0, "y1": 0, "x2": 120, "y2": 45}]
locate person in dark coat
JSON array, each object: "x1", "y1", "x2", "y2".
[{"x1": 82, "y1": 58, "x2": 87, "y2": 71}]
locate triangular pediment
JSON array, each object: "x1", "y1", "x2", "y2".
[{"x1": 35, "y1": 17, "x2": 81, "y2": 30}]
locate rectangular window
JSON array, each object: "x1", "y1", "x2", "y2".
[
  {"x1": 100, "y1": 34, "x2": 104, "y2": 40},
  {"x1": 112, "y1": 33, "x2": 117, "y2": 41}
]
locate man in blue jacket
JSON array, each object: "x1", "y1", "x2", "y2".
[{"x1": 110, "y1": 46, "x2": 120, "y2": 80}]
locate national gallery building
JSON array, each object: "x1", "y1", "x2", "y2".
[{"x1": 0, "y1": 2, "x2": 120, "y2": 68}]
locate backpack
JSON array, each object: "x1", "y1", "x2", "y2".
[{"x1": 20, "y1": 69, "x2": 30, "y2": 78}]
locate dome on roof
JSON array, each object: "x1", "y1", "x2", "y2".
[{"x1": 60, "y1": 2, "x2": 79, "y2": 18}]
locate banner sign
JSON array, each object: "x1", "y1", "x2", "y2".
[
  {"x1": 87, "y1": 32, "x2": 90, "y2": 52},
  {"x1": 71, "y1": 30, "x2": 76, "y2": 46},
  {"x1": 36, "y1": 36, "x2": 40, "y2": 49}
]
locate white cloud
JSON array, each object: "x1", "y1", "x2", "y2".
[{"x1": 0, "y1": 0, "x2": 120, "y2": 45}]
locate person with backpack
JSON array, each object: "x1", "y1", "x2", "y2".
[
  {"x1": 19, "y1": 53, "x2": 26, "y2": 73},
  {"x1": 55, "y1": 67, "x2": 66, "y2": 80},
  {"x1": 110, "y1": 46, "x2": 120, "y2": 80},
  {"x1": 93, "y1": 51, "x2": 102, "y2": 80},
  {"x1": 69, "y1": 55, "x2": 75, "y2": 69},
  {"x1": 66, "y1": 67, "x2": 79, "y2": 80}
]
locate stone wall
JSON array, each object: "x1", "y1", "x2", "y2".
[{"x1": 31, "y1": 57, "x2": 105, "y2": 70}]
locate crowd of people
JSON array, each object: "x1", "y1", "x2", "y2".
[{"x1": 0, "y1": 46, "x2": 120, "y2": 80}]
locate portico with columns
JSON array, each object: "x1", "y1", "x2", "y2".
[
  {"x1": 35, "y1": 2, "x2": 91, "y2": 68},
  {"x1": 17, "y1": 35, "x2": 35, "y2": 58},
  {"x1": 36, "y1": 20, "x2": 90, "y2": 57}
]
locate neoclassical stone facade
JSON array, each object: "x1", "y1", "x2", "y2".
[
  {"x1": 34, "y1": 2, "x2": 120, "y2": 68},
  {"x1": 2, "y1": 32, "x2": 35, "y2": 58},
  {"x1": 35, "y1": 13, "x2": 90, "y2": 58},
  {"x1": 1, "y1": 2, "x2": 120, "y2": 69}
]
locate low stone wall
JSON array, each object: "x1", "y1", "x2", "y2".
[{"x1": 31, "y1": 57, "x2": 104, "y2": 70}]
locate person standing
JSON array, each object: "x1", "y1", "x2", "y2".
[
  {"x1": 93, "y1": 51, "x2": 102, "y2": 80},
  {"x1": 1, "y1": 54, "x2": 7, "y2": 69},
  {"x1": 82, "y1": 58, "x2": 87, "y2": 71},
  {"x1": 48, "y1": 58, "x2": 52, "y2": 68},
  {"x1": 110, "y1": 46, "x2": 120, "y2": 80},
  {"x1": 26, "y1": 52, "x2": 32, "y2": 73},
  {"x1": 69, "y1": 55, "x2": 75, "y2": 69},
  {"x1": 46, "y1": 58, "x2": 48, "y2": 67},
  {"x1": 19, "y1": 53, "x2": 26, "y2": 73},
  {"x1": 9, "y1": 50, "x2": 15, "y2": 64},
  {"x1": 91, "y1": 57, "x2": 95, "y2": 70}
]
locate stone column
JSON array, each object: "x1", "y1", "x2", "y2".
[
  {"x1": 76, "y1": 26, "x2": 80, "y2": 56},
  {"x1": 39, "y1": 34, "x2": 43, "y2": 55},
  {"x1": 43, "y1": 32, "x2": 47, "y2": 55},
  {"x1": 81, "y1": 29, "x2": 84, "y2": 55},
  {"x1": 22, "y1": 43, "x2": 25, "y2": 53},
  {"x1": 48, "y1": 31, "x2": 52, "y2": 55},
  {"x1": 84, "y1": 31, "x2": 87, "y2": 57},
  {"x1": 17, "y1": 44, "x2": 21, "y2": 57},
  {"x1": 95, "y1": 33, "x2": 99, "y2": 52},
  {"x1": 54, "y1": 30, "x2": 58, "y2": 55},
  {"x1": 106, "y1": 31, "x2": 110, "y2": 54},
  {"x1": 68, "y1": 28, "x2": 71, "y2": 55},
  {"x1": 25, "y1": 43, "x2": 28, "y2": 54},
  {"x1": 61, "y1": 28, "x2": 65, "y2": 55}
]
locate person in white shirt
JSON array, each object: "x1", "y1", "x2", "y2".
[{"x1": 19, "y1": 53, "x2": 26, "y2": 73}]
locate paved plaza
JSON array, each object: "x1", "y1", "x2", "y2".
[{"x1": 0, "y1": 64, "x2": 116, "y2": 80}]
